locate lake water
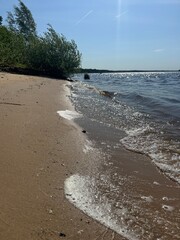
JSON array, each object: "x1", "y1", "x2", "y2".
[
  {"x1": 71, "y1": 72, "x2": 180, "y2": 184},
  {"x1": 64, "y1": 72, "x2": 180, "y2": 240}
]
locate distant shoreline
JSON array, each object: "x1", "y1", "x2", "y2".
[
  {"x1": 78, "y1": 68, "x2": 180, "y2": 74},
  {"x1": 0, "y1": 65, "x2": 179, "y2": 79}
]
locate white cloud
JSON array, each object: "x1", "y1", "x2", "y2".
[
  {"x1": 75, "y1": 10, "x2": 93, "y2": 26},
  {"x1": 116, "y1": 10, "x2": 128, "y2": 19},
  {"x1": 153, "y1": 48, "x2": 165, "y2": 52}
]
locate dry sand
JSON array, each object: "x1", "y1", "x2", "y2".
[{"x1": 0, "y1": 73, "x2": 125, "y2": 240}]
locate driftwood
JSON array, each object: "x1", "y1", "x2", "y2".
[{"x1": 0, "y1": 102, "x2": 24, "y2": 106}]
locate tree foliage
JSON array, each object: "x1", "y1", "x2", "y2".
[
  {"x1": 7, "y1": 0, "x2": 36, "y2": 39},
  {"x1": 0, "y1": 1, "x2": 81, "y2": 78},
  {"x1": 0, "y1": 26, "x2": 26, "y2": 66},
  {"x1": 27, "y1": 25, "x2": 81, "y2": 76},
  {"x1": 0, "y1": 16, "x2": 3, "y2": 25}
]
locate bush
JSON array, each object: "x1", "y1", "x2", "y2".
[
  {"x1": 26, "y1": 26, "x2": 81, "y2": 77},
  {"x1": 0, "y1": 26, "x2": 26, "y2": 66}
]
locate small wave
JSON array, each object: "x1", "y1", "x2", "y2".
[
  {"x1": 57, "y1": 110, "x2": 82, "y2": 120},
  {"x1": 99, "y1": 90, "x2": 115, "y2": 98},
  {"x1": 83, "y1": 140, "x2": 94, "y2": 154},
  {"x1": 65, "y1": 174, "x2": 139, "y2": 240},
  {"x1": 121, "y1": 126, "x2": 180, "y2": 184},
  {"x1": 161, "y1": 96, "x2": 180, "y2": 104},
  {"x1": 71, "y1": 80, "x2": 117, "y2": 101},
  {"x1": 71, "y1": 72, "x2": 180, "y2": 184},
  {"x1": 122, "y1": 92, "x2": 159, "y2": 107}
]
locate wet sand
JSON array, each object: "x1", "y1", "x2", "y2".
[
  {"x1": 73, "y1": 116, "x2": 180, "y2": 239},
  {"x1": 0, "y1": 73, "x2": 126, "y2": 240}
]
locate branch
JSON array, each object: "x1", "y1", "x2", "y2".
[{"x1": 0, "y1": 102, "x2": 25, "y2": 106}]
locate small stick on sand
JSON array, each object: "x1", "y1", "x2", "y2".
[{"x1": 0, "y1": 102, "x2": 25, "y2": 106}]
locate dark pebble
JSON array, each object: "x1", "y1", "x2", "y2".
[
  {"x1": 82, "y1": 130, "x2": 86, "y2": 133},
  {"x1": 59, "y1": 232, "x2": 66, "y2": 237}
]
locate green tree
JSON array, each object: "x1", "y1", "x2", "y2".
[
  {"x1": 0, "y1": 26, "x2": 26, "y2": 66},
  {"x1": 6, "y1": 0, "x2": 36, "y2": 39},
  {"x1": 44, "y1": 25, "x2": 81, "y2": 76},
  {"x1": 0, "y1": 16, "x2": 3, "y2": 25},
  {"x1": 3, "y1": 1, "x2": 81, "y2": 78},
  {"x1": 27, "y1": 25, "x2": 81, "y2": 77},
  {"x1": 6, "y1": 12, "x2": 16, "y2": 32}
]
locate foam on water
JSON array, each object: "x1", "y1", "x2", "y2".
[
  {"x1": 64, "y1": 174, "x2": 139, "y2": 240},
  {"x1": 71, "y1": 72, "x2": 180, "y2": 184},
  {"x1": 57, "y1": 110, "x2": 82, "y2": 120},
  {"x1": 121, "y1": 126, "x2": 180, "y2": 183},
  {"x1": 68, "y1": 73, "x2": 180, "y2": 238},
  {"x1": 83, "y1": 140, "x2": 94, "y2": 154},
  {"x1": 64, "y1": 173, "x2": 180, "y2": 239}
]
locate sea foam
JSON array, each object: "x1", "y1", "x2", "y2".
[
  {"x1": 57, "y1": 110, "x2": 82, "y2": 120},
  {"x1": 64, "y1": 174, "x2": 139, "y2": 240}
]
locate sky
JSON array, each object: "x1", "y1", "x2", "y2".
[{"x1": 1, "y1": 0, "x2": 180, "y2": 70}]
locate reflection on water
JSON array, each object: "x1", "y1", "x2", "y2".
[
  {"x1": 64, "y1": 72, "x2": 180, "y2": 239},
  {"x1": 71, "y1": 72, "x2": 180, "y2": 183}
]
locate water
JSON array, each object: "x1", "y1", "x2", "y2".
[
  {"x1": 65, "y1": 72, "x2": 180, "y2": 239},
  {"x1": 71, "y1": 72, "x2": 180, "y2": 184}
]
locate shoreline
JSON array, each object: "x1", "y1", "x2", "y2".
[
  {"x1": 72, "y1": 113, "x2": 180, "y2": 239},
  {"x1": 0, "y1": 72, "x2": 125, "y2": 240},
  {"x1": 1, "y1": 72, "x2": 179, "y2": 240}
]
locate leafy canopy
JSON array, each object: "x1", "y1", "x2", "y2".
[
  {"x1": 0, "y1": 1, "x2": 81, "y2": 78},
  {"x1": 0, "y1": 26, "x2": 26, "y2": 66},
  {"x1": 27, "y1": 25, "x2": 81, "y2": 77},
  {"x1": 7, "y1": 0, "x2": 36, "y2": 39},
  {"x1": 0, "y1": 16, "x2": 2, "y2": 25}
]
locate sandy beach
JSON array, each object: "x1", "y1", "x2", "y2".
[
  {"x1": 0, "y1": 72, "x2": 127, "y2": 240},
  {"x1": 0, "y1": 72, "x2": 179, "y2": 240}
]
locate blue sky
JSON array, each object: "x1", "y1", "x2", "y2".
[{"x1": 1, "y1": 0, "x2": 180, "y2": 70}]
